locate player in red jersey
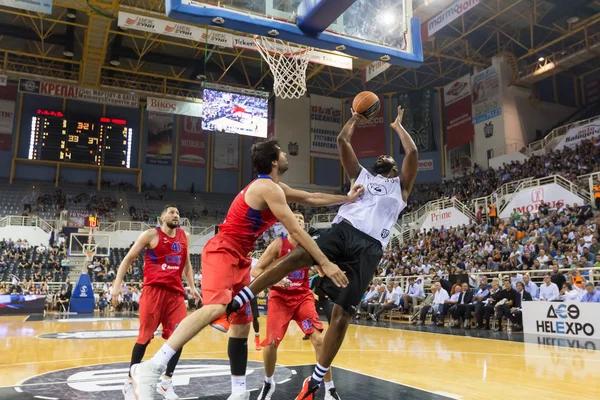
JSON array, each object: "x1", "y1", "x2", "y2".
[
  {"x1": 112, "y1": 204, "x2": 200, "y2": 400},
  {"x1": 131, "y1": 139, "x2": 359, "y2": 400},
  {"x1": 255, "y1": 212, "x2": 340, "y2": 400}
]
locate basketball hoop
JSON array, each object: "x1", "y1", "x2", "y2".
[{"x1": 253, "y1": 35, "x2": 313, "y2": 99}]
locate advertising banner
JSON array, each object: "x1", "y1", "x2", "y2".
[
  {"x1": 396, "y1": 90, "x2": 436, "y2": 153},
  {"x1": 498, "y1": 183, "x2": 585, "y2": 219},
  {"x1": 118, "y1": 11, "x2": 233, "y2": 47},
  {"x1": 351, "y1": 95, "x2": 386, "y2": 158},
  {"x1": 472, "y1": 66, "x2": 501, "y2": 124},
  {"x1": 146, "y1": 112, "x2": 173, "y2": 165},
  {"x1": 424, "y1": 0, "x2": 480, "y2": 38},
  {"x1": 420, "y1": 207, "x2": 471, "y2": 231},
  {"x1": 18, "y1": 78, "x2": 139, "y2": 108},
  {"x1": 179, "y1": 116, "x2": 206, "y2": 167},
  {"x1": 213, "y1": 132, "x2": 239, "y2": 171},
  {"x1": 554, "y1": 120, "x2": 600, "y2": 150},
  {"x1": 310, "y1": 95, "x2": 342, "y2": 159},
  {"x1": 444, "y1": 74, "x2": 474, "y2": 150},
  {"x1": 523, "y1": 302, "x2": 600, "y2": 340},
  {"x1": 147, "y1": 97, "x2": 202, "y2": 117}
]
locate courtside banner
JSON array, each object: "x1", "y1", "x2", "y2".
[
  {"x1": 310, "y1": 95, "x2": 342, "y2": 159},
  {"x1": 444, "y1": 75, "x2": 474, "y2": 150},
  {"x1": 147, "y1": 97, "x2": 202, "y2": 117},
  {"x1": 420, "y1": 207, "x2": 471, "y2": 231},
  {"x1": 498, "y1": 183, "x2": 584, "y2": 219},
  {"x1": 554, "y1": 120, "x2": 600, "y2": 150},
  {"x1": 351, "y1": 95, "x2": 386, "y2": 158},
  {"x1": 424, "y1": 0, "x2": 480, "y2": 38},
  {"x1": 523, "y1": 302, "x2": 600, "y2": 340}
]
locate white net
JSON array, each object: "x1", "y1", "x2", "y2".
[{"x1": 253, "y1": 35, "x2": 314, "y2": 99}]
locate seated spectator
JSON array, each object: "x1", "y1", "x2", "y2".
[
  {"x1": 98, "y1": 293, "x2": 109, "y2": 312},
  {"x1": 402, "y1": 277, "x2": 425, "y2": 314},
  {"x1": 357, "y1": 285, "x2": 378, "y2": 318},
  {"x1": 365, "y1": 286, "x2": 386, "y2": 320},
  {"x1": 508, "y1": 281, "x2": 533, "y2": 331},
  {"x1": 0, "y1": 256, "x2": 6, "y2": 272},
  {"x1": 131, "y1": 287, "x2": 141, "y2": 311},
  {"x1": 467, "y1": 282, "x2": 490, "y2": 329},
  {"x1": 56, "y1": 290, "x2": 69, "y2": 312},
  {"x1": 371, "y1": 283, "x2": 401, "y2": 322},
  {"x1": 522, "y1": 273, "x2": 539, "y2": 299},
  {"x1": 493, "y1": 279, "x2": 518, "y2": 332},
  {"x1": 559, "y1": 282, "x2": 581, "y2": 303},
  {"x1": 416, "y1": 282, "x2": 449, "y2": 325},
  {"x1": 580, "y1": 282, "x2": 600, "y2": 303},
  {"x1": 480, "y1": 279, "x2": 502, "y2": 330},
  {"x1": 452, "y1": 282, "x2": 473, "y2": 328},
  {"x1": 442, "y1": 284, "x2": 462, "y2": 326}
]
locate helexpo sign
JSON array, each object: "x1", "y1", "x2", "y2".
[
  {"x1": 523, "y1": 302, "x2": 600, "y2": 339},
  {"x1": 499, "y1": 183, "x2": 584, "y2": 219}
]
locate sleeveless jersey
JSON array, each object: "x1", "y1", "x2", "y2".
[
  {"x1": 143, "y1": 227, "x2": 187, "y2": 296},
  {"x1": 333, "y1": 167, "x2": 406, "y2": 247},
  {"x1": 269, "y1": 236, "x2": 310, "y2": 298},
  {"x1": 218, "y1": 174, "x2": 278, "y2": 254}
]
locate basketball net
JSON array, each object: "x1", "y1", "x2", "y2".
[
  {"x1": 83, "y1": 243, "x2": 97, "y2": 264},
  {"x1": 253, "y1": 35, "x2": 313, "y2": 99}
]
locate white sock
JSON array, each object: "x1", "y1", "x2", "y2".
[
  {"x1": 161, "y1": 377, "x2": 172, "y2": 384},
  {"x1": 265, "y1": 375, "x2": 275, "y2": 384},
  {"x1": 311, "y1": 362, "x2": 328, "y2": 384},
  {"x1": 324, "y1": 380, "x2": 334, "y2": 391},
  {"x1": 152, "y1": 344, "x2": 176, "y2": 367},
  {"x1": 255, "y1": 333, "x2": 260, "y2": 337},
  {"x1": 231, "y1": 375, "x2": 246, "y2": 393}
]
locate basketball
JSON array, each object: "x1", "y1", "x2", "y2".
[{"x1": 352, "y1": 91, "x2": 380, "y2": 120}]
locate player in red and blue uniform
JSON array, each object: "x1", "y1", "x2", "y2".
[
  {"x1": 131, "y1": 139, "x2": 360, "y2": 400},
  {"x1": 112, "y1": 204, "x2": 200, "y2": 400},
  {"x1": 254, "y1": 212, "x2": 340, "y2": 400}
]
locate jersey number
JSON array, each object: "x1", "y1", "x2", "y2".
[{"x1": 171, "y1": 242, "x2": 181, "y2": 252}]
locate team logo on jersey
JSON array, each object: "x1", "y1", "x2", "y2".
[
  {"x1": 381, "y1": 229, "x2": 390, "y2": 239},
  {"x1": 367, "y1": 183, "x2": 388, "y2": 196},
  {"x1": 15, "y1": 360, "x2": 294, "y2": 399}
]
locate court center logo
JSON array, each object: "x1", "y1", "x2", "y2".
[{"x1": 17, "y1": 360, "x2": 294, "y2": 399}]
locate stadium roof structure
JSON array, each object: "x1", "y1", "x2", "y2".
[{"x1": 0, "y1": 0, "x2": 599, "y2": 98}]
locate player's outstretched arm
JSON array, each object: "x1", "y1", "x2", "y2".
[
  {"x1": 337, "y1": 109, "x2": 364, "y2": 182},
  {"x1": 264, "y1": 185, "x2": 349, "y2": 288},
  {"x1": 279, "y1": 182, "x2": 364, "y2": 207},
  {"x1": 111, "y1": 229, "x2": 154, "y2": 307},
  {"x1": 251, "y1": 238, "x2": 282, "y2": 279},
  {"x1": 390, "y1": 106, "x2": 418, "y2": 201}
]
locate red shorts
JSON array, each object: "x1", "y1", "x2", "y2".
[
  {"x1": 137, "y1": 285, "x2": 187, "y2": 344},
  {"x1": 201, "y1": 234, "x2": 253, "y2": 325},
  {"x1": 261, "y1": 291, "x2": 323, "y2": 347}
]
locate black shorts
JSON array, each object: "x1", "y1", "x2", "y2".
[
  {"x1": 250, "y1": 297, "x2": 260, "y2": 319},
  {"x1": 316, "y1": 222, "x2": 383, "y2": 315}
]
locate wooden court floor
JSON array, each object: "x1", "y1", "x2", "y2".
[{"x1": 0, "y1": 313, "x2": 599, "y2": 400}]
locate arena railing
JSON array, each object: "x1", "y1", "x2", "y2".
[
  {"x1": 377, "y1": 267, "x2": 600, "y2": 291},
  {"x1": 0, "y1": 215, "x2": 54, "y2": 233},
  {"x1": 525, "y1": 115, "x2": 600, "y2": 156},
  {"x1": 309, "y1": 213, "x2": 337, "y2": 226}
]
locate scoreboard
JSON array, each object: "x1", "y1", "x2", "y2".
[{"x1": 28, "y1": 110, "x2": 133, "y2": 168}]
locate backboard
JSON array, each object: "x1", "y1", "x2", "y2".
[
  {"x1": 166, "y1": 0, "x2": 423, "y2": 68},
  {"x1": 68, "y1": 233, "x2": 111, "y2": 258}
]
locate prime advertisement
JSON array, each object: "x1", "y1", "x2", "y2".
[{"x1": 420, "y1": 207, "x2": 471, "y2": 232}]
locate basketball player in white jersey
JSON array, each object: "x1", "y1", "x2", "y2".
[{"x1": 227, "y1": 106, "x2": 417, "y2": 399}]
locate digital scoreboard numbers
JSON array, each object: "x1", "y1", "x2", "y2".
[{"x1": 28, "y1": 111, "x2": 132, "y2": 168}]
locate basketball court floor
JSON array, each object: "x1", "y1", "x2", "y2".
[{"x1": 1, "y1": 313, "x2": 599, "y2": 400}]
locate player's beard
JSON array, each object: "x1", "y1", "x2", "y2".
[
  {"x1": 373, "y1": 160, "x2": 394, "y2": 175},
  {"x1": 166, "y1": 221, "x2": 179, "y2": 229},
  {"x1": 278, "y1": 161, "x2": 289, "y2": 175}
]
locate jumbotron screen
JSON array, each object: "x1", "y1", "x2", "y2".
[
  {"x1": 201, "y1": 89, "x2": 268, "y2": 138},
  {"x1": 28, "y1": 110, "x2": 133, "y2": 168}
]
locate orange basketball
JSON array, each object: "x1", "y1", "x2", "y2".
[{"x1": 352, "y1": 91, "x2": 380, "y2": 120}]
